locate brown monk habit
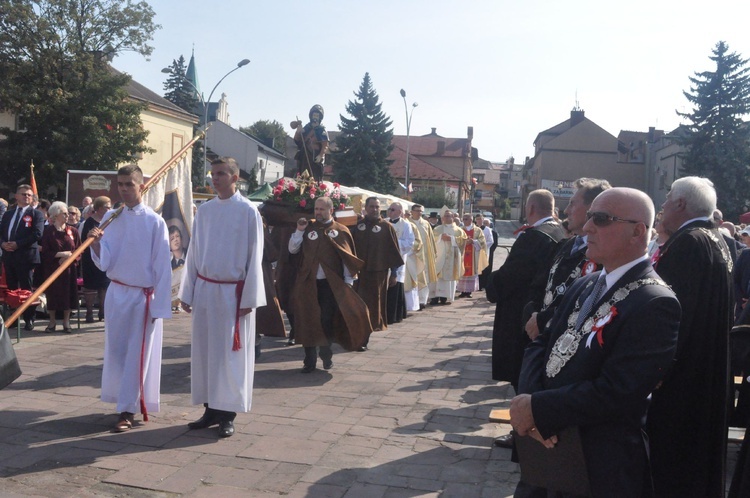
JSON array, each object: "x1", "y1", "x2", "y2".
[
  {"x1": 352, "y1": 217, "x2": 403, "y2": 332},
  {"x1": 291, "y1": 219, "x2": 372, "y2": 350},
  {"x1": 256, "y1": 226, "x2": 286, "y2": 338}
]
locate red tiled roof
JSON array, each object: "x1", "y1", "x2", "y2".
[
  {"x1": 389, "y1": 144, "x2": 455, "y2": 180},
  {"x1": 391, "y1": 135, "x2": 470, "y2": 157}
]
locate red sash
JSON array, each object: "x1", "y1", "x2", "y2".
[
  {"x1": 111, "y1": 279, "x2": 154, "y2": 421},
  {"x1": 197, "y1": 273, "x2": 245, "y2": 351}
]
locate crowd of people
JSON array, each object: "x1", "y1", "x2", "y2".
[
  {"x1": 497, "y1": 176, "x2": 750, "y2": 497},
  {"x1": 0, "y1": 187, "x2": 110, "y2": 332},
  {"x1": 5, "y1": 166, "x2": 750, "y2": 494}
]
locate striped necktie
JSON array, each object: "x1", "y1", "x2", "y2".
[{"x1": 576, "y1": 276, "x2": 607, "y2": 330}]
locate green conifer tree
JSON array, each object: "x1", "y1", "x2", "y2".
[
  {"x1": 678, "y1": 41, "x2": 750, "y2": 219},
  {"x1": 162, "y1": 55, "x2": 203, "y2": 186},
  {"x1": 333, "y1": 73, "x2": 395, "y2": 193},
  {"x1": 163, "y1": 56, "x2": 200, "y2": 115}
]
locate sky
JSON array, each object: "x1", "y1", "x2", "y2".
[{"x1": 113, "y1": 0, "x2": 750, "y2": 163}]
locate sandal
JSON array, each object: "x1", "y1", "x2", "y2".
[
  {"x1": 113, "y1": 412, "x2": 134, "y2": 432},
  {"x1": 44, "y1": 325, "x2": 56, "y2": 333}
]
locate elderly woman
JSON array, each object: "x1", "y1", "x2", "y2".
[
  {"x1": 80, "y1": 196, "x2": 111, "y2": 323},
  {"x1": 67, "y1": 205, "x2": 81, "y2": 228},
  {"x1": 41, "y1": 201, "x2": 81, "y2": 333}
]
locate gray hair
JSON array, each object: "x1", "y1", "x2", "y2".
[
  {"x1": 48, "y1": 201, "x2": 68, "y2": 218},
  {"x1": 670, "y1": 176, "x2": 717, "y2": 218},
  {"x1": 575, "y1": 178, "x2": 613, "y2": 205}
]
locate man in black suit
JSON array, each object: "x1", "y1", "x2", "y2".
[
  {"x1": 523, "y1": 178, "x2": 611, "y2": 342},
  {"x1": 510, "y1": 187, "x2": 680, "y2": 496},
  {"x1": 1, "y1": 184, "x2": 45, "y2": 330},
  {"x1": 648, "y1": 176, "x2": 733, "y2": 498},
  {"x1": 491, "y1": 189, "x2": 565, "y2": 390},
  {"x1": 496, "y1": 179, "x2": 610, "y2": 449}
]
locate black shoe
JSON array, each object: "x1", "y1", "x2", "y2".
[
  {"x1": 429, "y1": 298, "x2": 439, "y2": 306},
  {"x1": 323, "y1": 360, "x2": 333, "y2": 370},
  {"x1": 419, "y1": 304, "x2": 425, "y2": 311},
  {"x1": 286, "y1": 338, "x2": 295, "y2": 346},
  {"x1": 300, "y1": 365, "x2": 316, "y2": 373},
  {"x1": 24, "y1": 321, "x2": 34, "y2": 331},
  {"x1": 85, "y1": 312, "x2": 95, "y2": 323},
  {"x1": 493, "y1": 433, "x2": 514, "y2": 448},
  {"x1": 439, "y1": 298, "x2": 447, "y2": 305},
  {"x1": 357, "y1": 346, "x2": 368, "y2": 352},
  {"x1": 188, "y1": 410, "x2": 219, "y2": 429},
  {"x1": 218, "y1": 420, "x2": 234, "y2": 438},
  {"x1": 466, "y1": 293, "x2": 472, "y2": 298}
]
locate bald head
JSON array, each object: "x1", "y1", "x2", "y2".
[
  {"x1": 583, "y1": 188, "x2": 654, "y2": 270},
  {"x1": 526, "y1": 189, "x2": 555, "y2": 224}
]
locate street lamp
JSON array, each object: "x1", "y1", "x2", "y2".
[
  {"x1": 400, "y1": 89, "x2": 418, "y2": 199},
  {"x1": 162, "y1": 58, "x2": 250, "y2": 186}
]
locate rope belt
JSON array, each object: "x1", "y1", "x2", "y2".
[
  {"x1": 111, "y1": 279, "x2": 154, "y2": 421},
  {"x1": 197, "y1": 273, "x2": 245, "y2": 351}
]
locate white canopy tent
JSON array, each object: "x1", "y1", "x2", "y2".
[{"x1": 338, "y1": 185, "x2": 414, "y2": 215}]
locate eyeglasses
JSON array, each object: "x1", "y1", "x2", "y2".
[{"x1": 586, "y1": 211, "x2": 641, "y2": 227}]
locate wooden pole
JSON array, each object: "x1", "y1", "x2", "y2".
[{"x1": 4, "y1": 132, "x2": 204, "y2": 328}]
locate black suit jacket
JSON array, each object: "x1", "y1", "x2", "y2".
[
  {"x1": 0, "y1": 206, "x2": 45, "y2": 266},
  {"x1": 525, "y1": 236, "x2": 601, "y2": 332},
  {"x1": 491, "y1": 220, "x2": 565, "y2": 383},
  {"x1": 519, "y1": 260, "x2": 680, "y2": 496}
]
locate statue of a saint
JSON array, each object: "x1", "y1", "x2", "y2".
[{"x1": 291, "y1": 104, "x2": 329, "y2": 181}]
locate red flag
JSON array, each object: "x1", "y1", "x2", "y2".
[{"x1": 30, "y1": 161, "x2": 38, "y2": 196}]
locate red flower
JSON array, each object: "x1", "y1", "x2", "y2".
[
  {"x1": 319, "y1": 183, "x2": 327, "y2": 190},
  {"x1": 299, "y1": 199, "x2": 307, "y2": 208},
  {"x1": 287, "y1": 184, "x2": 296, "y2": 192},
  {"x1": 339, "y1": 203, "x2": 346, "y2": 210},
  {"x1": 333, "y1": 182, "x2": 340, "y2": 188}
]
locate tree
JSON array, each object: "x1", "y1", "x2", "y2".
[
  {"x1": 333, "y1": 73, "x2": 395, "y2": 193},
  {"x1": 677, "y1": 41, "x2": 750, "y2": 220},
  {"x1": 412, "y1": 188, "x2": 456, "y2": 209},
  {"x1": 0, "y1": 0, "x2": 160, "y2": 193},
  {"x1": 240, "y1": 120, "x2": 288, "y2": 153},
  {"x1": 162, "y1": 54, "x2": 203, "y2": 186},
  {"x1": 163, "y1": 55, "x2": 200, "y2": 115},
  {"x1": 245, "y1": 166, "x2": 259, "y2": 192}
]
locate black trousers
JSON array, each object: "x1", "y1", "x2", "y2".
[
  {"x1": 386, "y1": 282, "x2": 406, "y2": 324},
  {"x1": 203, "y1": 403, "x2": 236, "y2": 422},
  {"x1": 304, "y1": 279, "x2": 336, "y2": 367}
]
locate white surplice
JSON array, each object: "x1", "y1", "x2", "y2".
[
  {"x1": 179, "y1": 192, "x2": 265, "y2": 413},
  {"x1": 92, "y1": 203, "x2": 172, "y2": 414}
]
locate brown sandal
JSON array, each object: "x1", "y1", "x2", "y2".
[{"x1": 113, "y1": 412, "x2": 134, "y2": 432}]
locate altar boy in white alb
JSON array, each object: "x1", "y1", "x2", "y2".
[
  {"x1": 89, "y1": 164, "x2": 172, "y2": 433},
  {"x1": 180, "y1": 157, "x2": 266, "y2": 438}
]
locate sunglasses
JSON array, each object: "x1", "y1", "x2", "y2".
[{"x1": 586, "y1": 211, "x2": 641, "y2": 227}]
